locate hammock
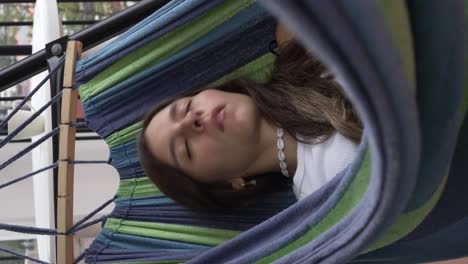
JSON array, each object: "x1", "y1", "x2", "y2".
[
  {"x1": 73, "y1": 0, "x2": 468, "y2": 263},
  {"x1": 1, "y1": 0, "x2": 465, "y2": 263}
]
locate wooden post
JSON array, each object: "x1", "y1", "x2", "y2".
[{"x1": 57, "y1": 40, "x2": 82, "y2": 264}]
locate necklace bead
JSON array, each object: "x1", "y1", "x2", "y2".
[
  {"x1": 277, "y1": 127, "x2": 284, "y2": 137},
  {"x1": 277, "y1": 127, "x2": 290, "y2": 178},
  {"x1": 277, "y1": 138, "x2": 284, "y2": 150},
  {"x1": 278, "y1": 151, "x2": 285, "y2": 161}
]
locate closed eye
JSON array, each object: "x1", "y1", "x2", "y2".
[
  {"x1": 186, "y1": 99, "x2": 192, "y2": 114},
  {"x1": 185, "y1": 139, "x2": 192, "y2": 160},
  {"x1": 184, "y1": 98, "x2": 193, "y2": 161}
]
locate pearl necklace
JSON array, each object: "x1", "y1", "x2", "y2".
[{"x1": 277, "y1": 128, "x2": 290, "y2": 177}]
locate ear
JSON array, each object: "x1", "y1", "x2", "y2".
[{"x1": 228, "y1": 177, "x2": 246, "y2": 191}]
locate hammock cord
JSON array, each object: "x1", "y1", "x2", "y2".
[
  {"x1": 0, "y1": 223, "x2": 57, "y2": 235},
  {"x1": 0, "y1": 162, "x2": 58, "y2": 190},
  {"x1": 0, "y1": 90, "x2": 63, "y2": 150},
  {"x1": 73, "y1": 251, "x2": 86, "y2": 264},
  {"x1": 0, "y1": 126, "x2": 60, "y2": 171},
  {"x1": 0, "y1": 83, "x2": 113, "y2": 258},
  {"x1": 0, "y1": 246, "x2": 49, "y2": 264},
  {"x1": 0, "y1": 195, "x2": 116, "y2": 262},
  {"x1": 0, "y1": 56, "x2": 65, "y2": 133},
  {"x1": 67, "y1": 196, "x2": 116, "y2": 235},
  {"x1": 69, "y1": 217, "x2": 105, "y2": 235}
]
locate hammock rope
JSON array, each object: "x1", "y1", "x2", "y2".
[
  {"x1": 0, "y1": 56, "x2": 65, "y2": 132},
  {"x1": 0, "y1": 91, "x2": 63, "y2": 150},
  {"x1": 0, "y1": 127, "x2": 60, "y2": 171},
  {"x1": 72, "y1": 251, "x2": 86, "y2": 264},
  {"x1": 0, "y1": 246, "x2": 49, "y2": 264},
  {"x1": 0, "y1": 223, "x2": 57, "y2": 236},
  {"x1": 67, "y1": 196, "x2": 116, "y2": 235},
  {"x1": 0, "y1": 189, "x2": 116, "y2": 263},
  {"x1": 68, "y1": 217, "x2": 106, "y2": 235},
  {"x1": 0, "y1": 162, "x2": 58, "y2": 190},
  {"x1": 0, "y1": 103, "x2": 114, "y2": 263},
  {"x1": 0, "y1": 195, "x2": 114, "y2": 237}
]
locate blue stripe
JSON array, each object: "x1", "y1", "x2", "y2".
[{"x1": 76, "y1": 0, "x2": 221, "y2": 82}]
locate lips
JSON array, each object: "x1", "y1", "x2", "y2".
[{"x1": 213, "y1": 105, "x2": 225, "y2": 132}]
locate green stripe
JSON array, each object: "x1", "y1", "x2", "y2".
[
  {"x1": 256, "y1": 149, "x2": 371, "y2": 263},
  {"x1": 118, "y1": 261, "x2": 183, "y2": 264},
  {"x1": 117, "y1": 177, "x2": 161, "y2": 198},
  {"x1": 106, "y1": 121, "x2": 142, "y2": 148},
  {"x1": 364, "y1": 172, "x2": 448, "y2": 252},
  {"x1": 79, "y1": 0, "x2": 255, "y2": 103},
  {"x1": 211, "y1": 52, "x2": 276, "y2": 85},
  {"x1": 105, "y1": 218, "x2": 241, "y2": 246},
  {"x1": 375, "y1": 0, "x2": 416, "y2": 93}
]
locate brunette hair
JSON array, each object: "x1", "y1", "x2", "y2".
[{"x1": 138, "y1": 41, "x2": 362, "y2": 211}]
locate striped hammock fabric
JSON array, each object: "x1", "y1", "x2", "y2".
[{"x1": 75, "y1": 0, "x2": 468, "y2": 263}]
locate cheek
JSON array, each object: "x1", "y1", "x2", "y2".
[
  {"x1": 229, "y1": 100, "x2": 260, "y2": 131},
  {"x1": 191, "y1": 139, "x2": 253, "y2": 181}
]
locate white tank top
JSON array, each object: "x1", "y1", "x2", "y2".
[{"x1": 292, "y1": 132, "x2": 358, "y2": 200}]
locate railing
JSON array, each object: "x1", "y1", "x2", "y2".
[{"x1": 0, "y1": 0, "x2": 169, "y2": 93}]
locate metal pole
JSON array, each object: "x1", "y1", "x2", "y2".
[
  {"x1": 0, "y1": 0, "x2": 169, "y2": 93},
  {"x1": 0, "y1": 0, "x2": 140, "y2": 2},
  {"x1": 0, "y1": 20, "x2": 98, "y2": 26},
  {"x1": 0, "y1": 45, "x2": 32, "y2": 56}
]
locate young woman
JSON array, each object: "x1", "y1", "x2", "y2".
[{"x1": 138, "y1": 25, "x2": 362, "y2": 212}]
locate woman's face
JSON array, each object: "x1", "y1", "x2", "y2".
[{"x1": 145, "y1": 89, "x2": 263, "y2": 184}]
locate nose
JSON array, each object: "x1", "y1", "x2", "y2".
[{"x1": 181, "y1": 110, "x2": 204, "y2": 133}]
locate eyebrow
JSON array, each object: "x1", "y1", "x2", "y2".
[{"x1": 169, "y1": 101, "x2": 181, "y2": 168}]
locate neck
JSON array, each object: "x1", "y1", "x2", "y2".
[{"x1": 246, "y1": 119, "x2": 297, "y2": 178}]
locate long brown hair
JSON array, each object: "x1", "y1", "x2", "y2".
[{"x1": 138, "y1": 41, "x2": 362, "y2": 211}]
